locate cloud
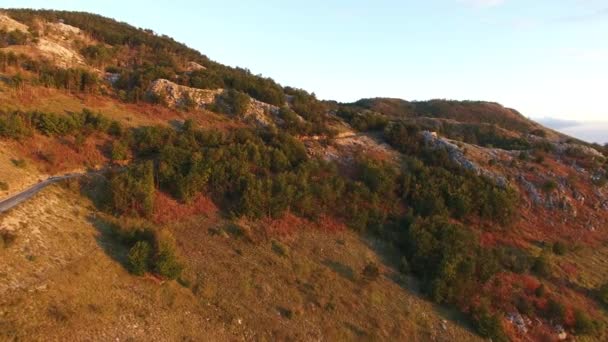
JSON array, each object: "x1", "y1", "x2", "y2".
[
  {"x1": 537, "y1": 117, "x2": 581, "y2": 129},
  {"x1": 459, "y1": 0, "x2": 506, "y2": 8}
]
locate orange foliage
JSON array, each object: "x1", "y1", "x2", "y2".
[
  {"x1": 257, "y1": 213, "x2": 347, "y2": 239},
  {"x1": 10, "y1": 133, "x2": 108, "y2": 174},
  {"x1": 152, "y1": 191, "x2": 218, "y2": 225}
]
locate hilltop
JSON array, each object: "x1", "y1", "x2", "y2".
[{"x1": 1, "y1": 9, "x2": 608, "y2": 341}]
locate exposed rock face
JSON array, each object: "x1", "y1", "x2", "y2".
[
  {"x1": 46, "y1": 21, "x2": 81, "y2": 36},
  {"x1": 0, "y1": 13, "x2": 29, "y2": 32},
  {"x1": 422, "y1": 131, "x2": 508, "y2": 187},
  {"x1": 305, "y1": 132, "x2": 399, "y2": 166},
  {"x1": 184, "y1": 61, "x2": 206, "y2": 73},
  {"x1": 36, "y1": 38, "x2": 86, "y2": 68},
  {"x1": 507, "y1": 312, "x2": 530, "y2": 335},
  {"x1": 245, "y1": 98, "x2": 279, "y2": 127},
  {"x1": 149, "y1": 79, "x2": 280, "y2": 127},
  {"x1": 518, "y1": 175, "x2": 543, "y2": 206},
  {"x1": 554, "y1": 142, "x2": 604, "y2": 159},
  {"x1": 0, "y1": 14, "x2": 92, "y2": 69},
  {"x1": 149, "y1": 79, "x2": 222, "y2": 108},
  {"x1": 105, "y1": 73, "x2": 120, "y2": 85}
]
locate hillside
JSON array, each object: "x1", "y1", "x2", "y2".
[{"x1": 1, "y1": 9, "x2": 608, "y2": 341}]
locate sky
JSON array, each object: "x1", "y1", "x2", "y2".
[{"x1": 2, "y1": 0, "x2": 608, "y2": 125}]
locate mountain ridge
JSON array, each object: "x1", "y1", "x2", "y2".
[{"x1": 1, "y1": 9, "x2": 607, "y2": 341}]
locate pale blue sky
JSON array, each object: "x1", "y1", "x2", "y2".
[{"x1": 3, "y1": 1, "x2": 608, "y2": 122}]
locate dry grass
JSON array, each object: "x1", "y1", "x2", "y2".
[
  {"x1": 0, "y1": 184, "x2": 480, "y2": 341},
  {"x1": 0, "y1": 83, "x2": 243, "y2": 132},
  {"x1": 173, "y1": 214, "x2": 480, "y2": 341},
  {"x1": 0, "y1": 142, "x2": 46, "y2": 201}
]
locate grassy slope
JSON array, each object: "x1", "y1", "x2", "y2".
[{"x1": 0, "y1": 184, "x2": 479, "y2": 341}]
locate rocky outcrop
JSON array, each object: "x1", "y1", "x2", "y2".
[
  {"x1": 0, "y1": 13, "x2": 29, "y2": 32},
  {"x1": 518, "y1": 175, "x2": 543, "y2": 206},
  {"x1": 149, "y1": 79, "x2": 280, "y2": 127},
  {"x1": 36, "y1": 38, "x2": 86, "y2": 68},
  {"x1": 184, "y1": 61, "x2": 206, "y2": 73},
  {"x1": 422, "y1": 131, "x2": 508, "y2": 187},
  {"x1": 245, "y1": 98, "x2": 279, "y2": 127},
  {"x1": 149, "y1": 79, "x2": 222, "y2": 108},
  {"x1": 105, "y1": 73, "x2": 120, "y2": 85},
  {"x1": 555, "y1": 142, "x2": 604, "y2": 159}
]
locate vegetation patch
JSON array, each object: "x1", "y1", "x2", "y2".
[{"x1": 0, "y1": 230, "x2": 17, "y2": 249}]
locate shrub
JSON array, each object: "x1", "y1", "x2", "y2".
[
  {"x1": 127, "y1": 240, "x2": 151, "y2": 275},
  {"x1": 552, "y1": 241, "x2": 567, "y2": 255},
  {"x1": 154, "y1": 230, "x2": 182, "y2": 279},
  {"x1": 405, "y1": 216, "x2": 484, "y2": 304},
  {"x1": 0, "y1": 230, "x2": 17, "y2": 249},
  {"x1": 546, "y1": 299, "x2": 566, "y2": 324},
  {"x1": 532, "y1": 254, "x2": 552, "y2": 278},
  {"x1": 518, "y1": 152, "x2": 529, "y2": 161},
  {"x1": 212, "y1": 89, "x2": 250, "y2": 116},
  {"x1": 271, "y1": 240, "x2": 289, "y2": 257},
  {"x1": 109, "y1": 161, "x2": 155, "y2": 217},
  {"x1": 516, "y1": 296, "x2": 534, "y2": 316},
  {"x1": 473, "y1": 305, "x2": 508, "y2": 342},
  {"x1": 531, "y1": 129, "x2": 547, "y2": 137},
  {"x1": 0, "y1": 181, "x2": 8, "y2": 191},
  {"x1": 11, "y1": 158, "x2": 26, "y2": 168},
  {"x1": 574, "y1": 309, "x2": 595, "y2": 335},
  {"x1": 598, "y1": 283, "x2": 608, "y2": 305},
  {"x1": 400, "y1": 256, "x2": 410, "y2": 274},
  {"x1": 541, "y1": 180, "x2": 558, "y2": 193},
  {"x1": 362, "y1": 262, "x2": 381, "y2": 282},
  {"x1": 110, "y1": 141, "x2": 128, "y2": 161},
  {"x1": 535, "y1": 283, "x2": 546, "y2": 297}
]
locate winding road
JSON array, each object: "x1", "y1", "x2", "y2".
[{"x1": 0, "y1": 173, "x2": 87, "y2": 214}]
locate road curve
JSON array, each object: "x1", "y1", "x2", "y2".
[{"x1": 0, "y1": 173, "x2": 87, "y2": 214}]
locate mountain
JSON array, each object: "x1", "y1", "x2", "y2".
[{"x1": 1, "y1": 9, "x2": 608, "y2": 341}]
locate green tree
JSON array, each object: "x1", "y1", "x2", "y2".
[
  {"x1": 127, "y1": 240, "x2": 151, "y2": 276},
  {"x1": 109, "y1": 161, "x2": 155, "y2": 217},
  {"x1": 154, "y1": 230, "x2": 182, "y2": 279}
]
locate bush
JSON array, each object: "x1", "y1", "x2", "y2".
[
  {"x1": 212, "y1": 89, "x2": 250, "y2": 116},
  {"x1": 574, "y1": 309, "x2": 595, "y2": 335},
  {"x1": 541, "y1": 180, "x2": 558, "y2": 193},
  {"x1": 0, "y1": 230, "x2": 17, "y2": 249},
  {"x1": 0, "y1": 181, "x2": 8, "y2": 191},
  {"x1": 127, "y1": 240, "x2": 151, "y2": 275},
  {"x1": 154, "y1": 230, "x2": 182, "y2": 279},
  {"x1": 473, "y1": 305, "x2": 508, "y2": 342},
  {"x1": 110, "y1": 141, "x2": 128, "y2": 161},
  {"x1": 531, "y1": 128, "x2": 547, "y2": 137},
  {"x1": 546, "y1": 299, "x2": 566, "y2": 324},
  {"x1": 518, "y1": 152, "x2": 529, "y2": 161},
  {"x1": 532, "y1": 254, "x2": 552, "y2": 278},
  {"x1": 11, "y1": 158, "x2": 26, "y2": 168},
  {"x1": 516, "y1": 297, "x2": 534, "y2": 316},
  {"x1": 405, "y1": 216, "x2": 485, "y2": 304},
  {"x1": 109, "y1": 161, "x2": 155, "y2": 217},
  {"x1": 271, "y1": 240, "x2": 289, "y2": 257},
  {"x1": 400, "y1": 256, "x2": 410, "y2": 274},
  {"x1": 598, "y1": 283, "x2": 608, "y2": 305},
  {"x1": 552, "y1": 241, "x2": 567, "y2": 255},
  {"x1": 535, "y1": 283, "x2": 546, "y2": 297},
  {"x1": 362, "y1": 262, "x2": 381, "y2": 282}
]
